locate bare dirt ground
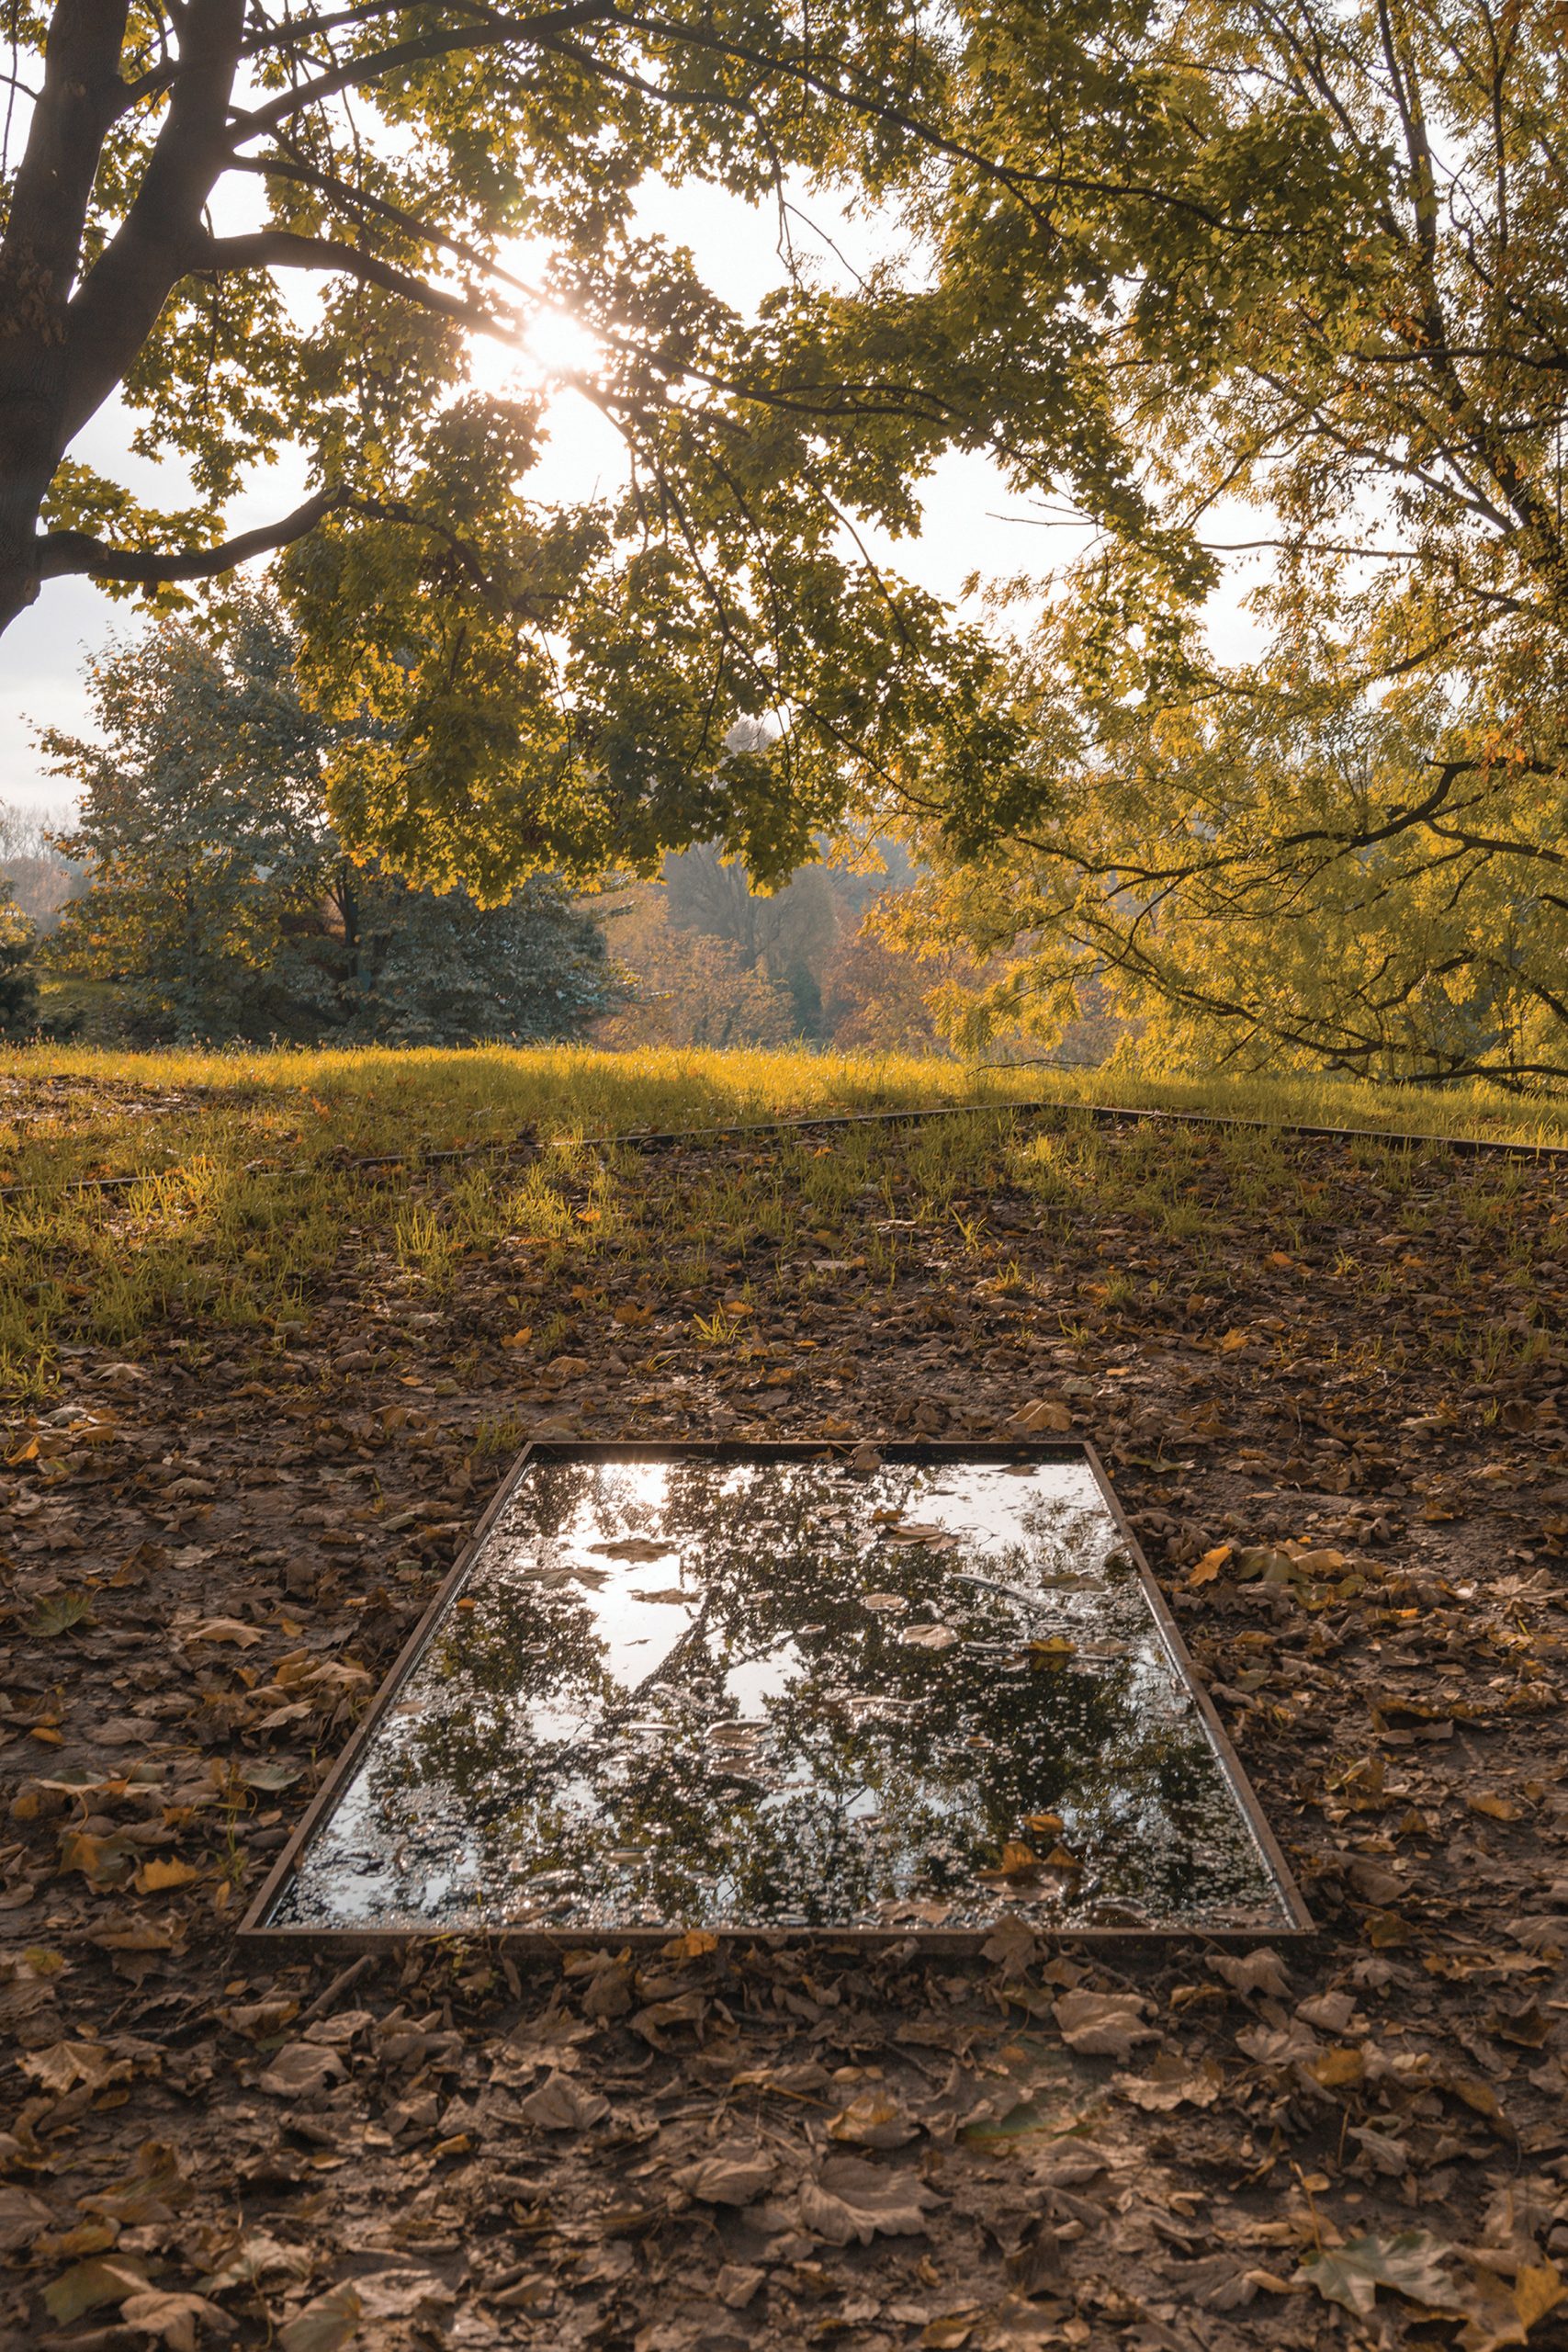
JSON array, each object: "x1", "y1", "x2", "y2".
[{"x1": 4, "y1": 1106, "x2": 1568, "y2": 2352}]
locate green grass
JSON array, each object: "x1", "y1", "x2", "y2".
[
  {"x1": 2, "y1": 1039, "x2": 1564, "y2": 1402},
  {"x1": 5, "y1": 1039, "x2": 1568, "y2": 1194}
]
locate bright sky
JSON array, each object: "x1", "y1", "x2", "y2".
[{"x1": 0, "y1": 173, "x2": 1264, "y2": 814}]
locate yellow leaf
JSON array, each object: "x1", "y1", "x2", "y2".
[
  {"x1": 1514, "y1": 2264, "x2": 1565, "y2": 2335},
  {"x1": 1011, "y1": 1397, "x2": 1072, "y2": 1432},
  {"x1": 1310, "y1": 2045, "x2": 1365, "y2": 2088},
  {"x1": 1030, "y1": 1634, "x2": 1077, "y2": 1663},
  {"x1": 1468, "y1": 1792, "x2": 1522, "y2": 1822},
  {"x1": 1219, "y1": 1328, "x2": 1251, "y2": 1352},
  {"x1": 134, "y1": 1858, "x2": 199, "y2": 1895},
  {"x1": 503, "y1": 1327, "x2": 534, "y2": 1348},
  {"x1": 1189, "y1": 1544, "x2": 1234, "y2": 1587},
  {"x1": 1021, "y1": 1812, "x2": 1064, "y2": 1837},
  {"x1": 1367, "y1": 1908, "x2": 1411, "y2": 1949},
  {"x1": 660, "y1": 1929, "x2": 718, "y2": 1962}
]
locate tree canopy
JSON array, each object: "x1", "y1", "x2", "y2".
[
  {"x1": 41, "y1": 590, "x2": 616, "y2": 1043},
  {"x1": 893, "y1": 0, "x2": 1568, "y2": 1084},
  {"x1": 0, "y1": 0, "x2": 1133, "y2": 893},
  {"x1": 8, "y1": 0, "x2": 1565, "y2": 1078}
]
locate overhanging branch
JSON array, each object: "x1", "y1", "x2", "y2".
[{"x1": 38, "y1": 487, "x2": 350, "y2": 584}]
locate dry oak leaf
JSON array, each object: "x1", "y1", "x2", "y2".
[
  {"x1": 1210, "y1": 1947, "x2": 1292, "y2": 2001},
  {"x1": 671, "y1": 2149, "x2": 778, "y2": 2205},
  {"x1": 827, "y1": 2092, "x2": 919, "y2": 2150},
  {"x1": 797, "y1": 2157, "x2": 937, "y2": 2246},
  {"x1": 516, "y1": 2069, "x2": 610, "y2": 2132},
  {"x1": 591, "y1": 1536, "x2": 675, "y2": 1562},
  {"x1": 1053, "y1": 1991, "x2": 1158, "y2": 2061},
  {"x1": 257, "y1": 2042, "x2": 346, "y2": 2100}
]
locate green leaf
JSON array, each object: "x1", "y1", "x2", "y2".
[
  {"x1": 43, "y1": 2257, "x2": 147, "y2": 2324},
  {"x1": 26, "y1": 1592, "x2": 96, "y2": 1637},
  {"x1": 1297, "y1": 2232, "x2": 1461, "y2": 2317},
  {"x1": 236, "y1": 1758, "x2": 307, "y2": 1792},
  {"x1": 278, "y1": 2283, "x2": 363, "y2": 2352}
]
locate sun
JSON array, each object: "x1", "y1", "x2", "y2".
[{"x1": 468, "y1": 302, "x2": 605, "y2": 399}]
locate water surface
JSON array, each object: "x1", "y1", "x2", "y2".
[{"x1": 267, "y1": 1452, "x2": 1294, "y2": 1933}]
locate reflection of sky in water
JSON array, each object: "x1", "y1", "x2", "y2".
[{"x1": 270, "y1": 1454, "x2": 1294, "y2": 1934}]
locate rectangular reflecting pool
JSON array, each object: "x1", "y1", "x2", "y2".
[{"x1": 247, "y1": 1443, "x2": 1308, "y2": 1941}]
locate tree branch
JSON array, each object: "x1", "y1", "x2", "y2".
[{"x1": 38, "y1": 486, "x2": 349, "y2": 583}]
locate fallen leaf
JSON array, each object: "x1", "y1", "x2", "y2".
[
  {"x1": 134, "y1": 1857, "x2": 199, "y2": 1895},
  {"x1": 118, "y1": 2287, "x2": 229, "y2": 2351},
  {"x1": 1188, "y1": 1544, "x2": 1233, "y2": 1588},
  {"x1": 516, "y1": 2070, "x2": 610, "y2": 2131},
  {"x1": 671, "y1": 2150, "x2": 777, "y2": 2205},
  {"x1": 1011, "y1": 1398, "x2": 1073, "y2": 1432},
  {"x1": 257, "y1": 2042, "x2": 346, "y2": 2099},
  {"x1": 278, "y1": 2282, "x2": 363, "y2": 2352},
  {"x1": 178, "y1": 1617, "x2": 263, "y2": 1649},
  {"x1": 900, "y1": 1623, "x2": 960, "y2": 1650},
  {"x1": 827, "y1": 2092, "x2": 919, "y2": 2149},
  {"x1": 1053, "y1": 1991, "x2": 1158, "y2": 2061},
  {"x1": 1297, "y1": 2231, "x2": 1461, "y2": 2317},
  {"x1": 43, "y1": 2257, "x2": 149, "y2": 2325},
  {"x1": 797, "y1": 2157, "x2": 936, "y2": 2245},
  {"x1": 0, "y1": 2184, "x2": 55, "y2": 2254},
  {"x1": 1211, "y1": 1949, "x2": 1292, "y2": 1999}
]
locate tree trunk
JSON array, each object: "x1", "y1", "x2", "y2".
[{"x1": 0, "y1": 0, "x2": 243, "y2": 634}]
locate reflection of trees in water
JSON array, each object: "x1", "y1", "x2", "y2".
[{"x1": 299, "y1": 1459, "x2": 1282, "y2": 1929}]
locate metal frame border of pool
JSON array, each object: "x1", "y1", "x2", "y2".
[{"x1": 239, "y1": 1439, "x2": 1315, "y2": 1953}]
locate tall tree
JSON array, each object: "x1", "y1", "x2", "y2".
[
  {"x1": 895, "y1": 0, "x2": 1568, "y2": 1084},
  {"x1": 0, "y1": 894, "x2": 36, "y2": 1034},
  {"x1": 0, "y1": 0, "x2": 1191, "y2": 893},
  {"x1": 42, "y1": 588, "x2": 615, "y2": 1043}
]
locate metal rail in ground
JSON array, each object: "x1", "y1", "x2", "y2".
[{"x1": 14, "y1": 1088, "x2": 1568, "y2": 1201}]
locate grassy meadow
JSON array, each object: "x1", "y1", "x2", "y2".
[{"x1": 2, "y1": 1038, "x2": 1562, "y2": 1404}]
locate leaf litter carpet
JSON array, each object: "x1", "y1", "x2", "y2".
[{"x1": 4, "y1": 1111, "x2": 1568, "y2": 2352}]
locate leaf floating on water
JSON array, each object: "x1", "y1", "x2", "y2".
[
  {"x1": 881, "y1": 1519, "x2": 958, "y2": 1549},
  {"x1": 900, "y1": 1623, "x2": 959, "y2": 1651},
  {"x1": 860, "y1": 1591, "x2": 908, "y2": 1612},
  {"x1": 978, "y1": 1840, "x2": 1044, "y2": 1882},
  {"x1": 591, "y1": 1536, "x2": 675, "y2": 1561}
]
